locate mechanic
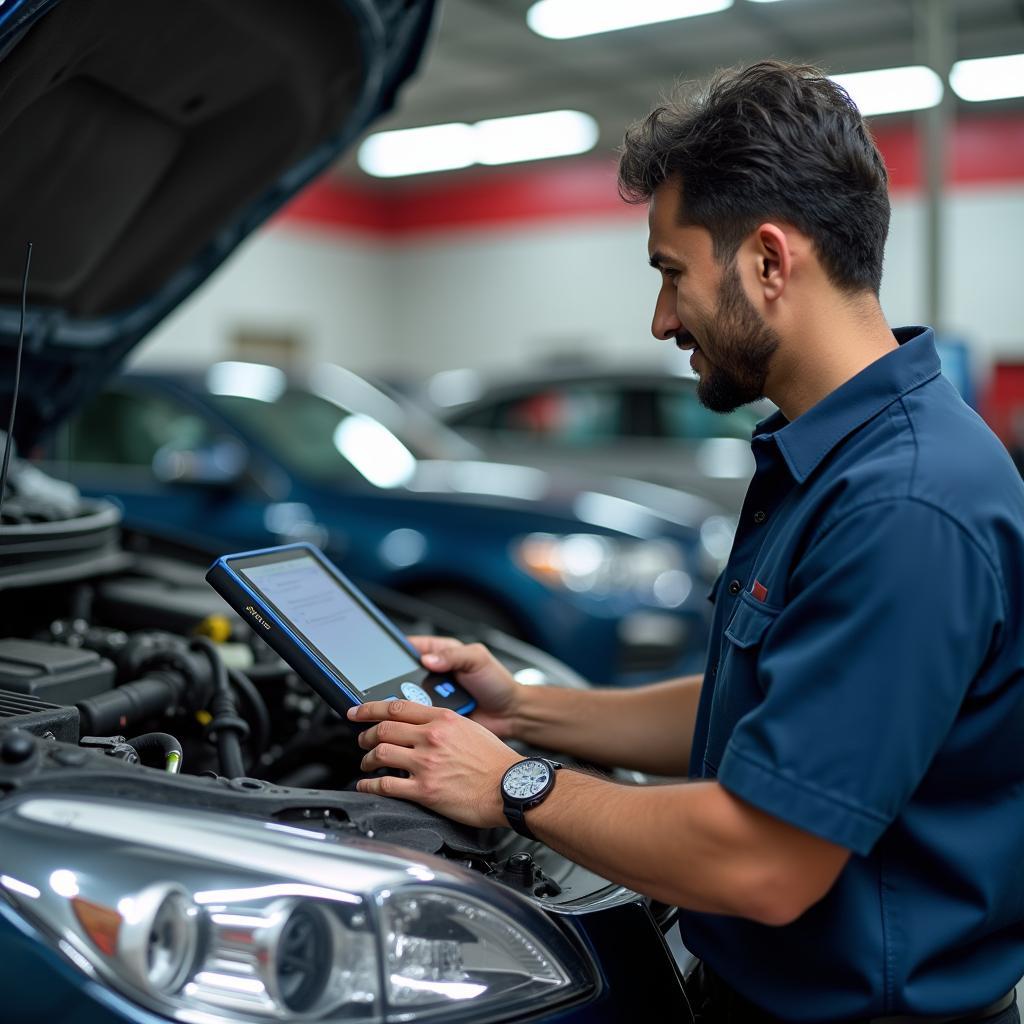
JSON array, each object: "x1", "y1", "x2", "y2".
[{"x1": 349, "y1": 61, "x2": 1024, "y2": 1024}]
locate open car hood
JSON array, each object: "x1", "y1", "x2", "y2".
[{"x1": 0, "y1": 0, "x2": 436, "y2": 449}]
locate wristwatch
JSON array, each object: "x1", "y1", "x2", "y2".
[{"x1": 501, "y1": 757, "x2": 562, "y2": 840}]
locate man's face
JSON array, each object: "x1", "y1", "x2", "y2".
[{"x1": 647, "y1": 182, "x2": 780, "y2": 413}]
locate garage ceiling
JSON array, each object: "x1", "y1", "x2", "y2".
[{"x1": 335, "y1": 0, "x2": 1024, "y2": 183}]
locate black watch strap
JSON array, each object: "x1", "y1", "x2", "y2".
[{"x1": 504, "y1": 802, "x2": 537, "y2": 841}]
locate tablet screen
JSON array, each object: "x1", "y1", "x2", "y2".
[{"x1": 240, "y1": 553, "x2": 419, "y2": 695}]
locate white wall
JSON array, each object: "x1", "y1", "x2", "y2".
[
  {"x1": 943, "y1": 186, "x2": 1024, "y2": 353},
  {"x1": 132, "y1": 185, "x2": 1024, "y2": 378},
  {"x1": 880, "y1": 184, "x2": 1024, "y2": 360},
  {"x1": 132, "y1": 227, "x2": 389, "y2": 370},
  {"x1": 392, "y1": 218, "x2": 658, "y2": 375}
]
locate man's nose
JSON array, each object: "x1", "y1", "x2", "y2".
[{"x1": 651, "y1": 292, "x2": 682, "y2": 341}]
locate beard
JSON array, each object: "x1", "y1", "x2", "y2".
[{"x1": 689, "y1": 262, "x2": 780, "y2": 414}]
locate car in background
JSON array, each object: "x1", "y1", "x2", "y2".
[
  {"x1": 41, "y1": 361, "x2": 733, "y2": 685},
  {"x1": 423, "y1": 364, "x2": 768, "y2": 512}
]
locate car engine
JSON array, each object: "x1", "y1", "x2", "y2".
[{"x1": 0, "y1": 458, "x2": 631, "y2": 911}]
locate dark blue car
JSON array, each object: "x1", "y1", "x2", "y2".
[
  {"x1": 47, "y1": 362, "x2": 726, "y2": 685},
  {"x1": 0, "y1": 1, "x2": 696, "y2": 1021}
]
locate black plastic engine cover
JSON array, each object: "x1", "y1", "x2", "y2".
[
  {"x1": 0, "y1": 732, "x2": 499, "y2": 858},
  {"x1": 0, "y1": 690, "x2": 77, "y2": 742},
  {"x1": 0, "y1": 639, "x2": 115, "y2": 704}
]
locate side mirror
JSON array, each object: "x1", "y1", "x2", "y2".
[{"x1": 152, "y1": 438, "x2": 249, "y2": 488}]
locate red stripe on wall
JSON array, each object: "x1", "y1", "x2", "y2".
[
  {"x1": 947, "y1": 116, "x2": 1024, "y2": 185},
  {"x1": 872, "y1": 116, "x2": 1024, "y2": 188},
  {"x1": 277, "y1": 115, "x2": 1024, "y2": 237},
  {"x1": 277, "y1": 159, "x2": 634, "y2": 235}
]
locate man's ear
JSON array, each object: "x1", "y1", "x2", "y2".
[{"x1": 752, "y1": 222, "x2": 791, "y2": 302}]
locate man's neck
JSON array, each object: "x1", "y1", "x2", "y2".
[{"x1": 765, "y1": 298, "x2": 898, "y2": 422}]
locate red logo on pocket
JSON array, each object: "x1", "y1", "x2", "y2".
[{"x1": 752, "y1": 581, "x2": 768, "y2": 602}]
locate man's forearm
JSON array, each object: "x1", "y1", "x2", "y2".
[
  {"x1": 350, "y1": 692, "x2": 848, "y2": 925},
  {"x1": 508, "y1": 673, "x2": 703, "y2": 776},
  {"x1": 524, "y1": 770, "x2": 848, "y2": 924}
]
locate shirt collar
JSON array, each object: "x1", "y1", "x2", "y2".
[{"x1": 754, "y1": 326, "x2": 941, "y2": 484}]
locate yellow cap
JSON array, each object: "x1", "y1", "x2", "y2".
[{"x1": 194, "y1": 615, "x2": 232, "y2": 644}]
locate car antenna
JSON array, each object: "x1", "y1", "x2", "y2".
[{"x1": 0, "y1": 241, "x2": 33, "y2": 527}]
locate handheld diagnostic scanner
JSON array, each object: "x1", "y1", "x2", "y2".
[{"x1": 206, "y1": 543, "x2": 476, "y2": 717}]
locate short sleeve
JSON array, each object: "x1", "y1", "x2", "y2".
[{"x1": 717, "y1": 499, "x2": 1003, "y2": 855}]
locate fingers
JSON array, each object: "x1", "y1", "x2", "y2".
[
  {"x1": 360, "y1": 741, "x2": 416, "y2": 773},
  {"x1": 356, "y1": 719, "x2": 421, "y2": 750},
  {"x1": 356, "y1": 774, "x2": 419, "y2": 799},
  {"x1": 348, "y1": 699, "x2": 442, "y2": 726},
  {"x1": 406, "y1": 635, "x2": 496, "y2": 674},
  {"x1": 420, "y1": 641, "x2": 494, "y2": 675},
  {"x1": 352, "y1": 702, "x2": 518, "y2": 827},
  {"x1": 407, "y1": 635, "x2": 463, "y2": 658}
]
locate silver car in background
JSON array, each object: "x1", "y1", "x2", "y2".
[{"x1": 421, "y1": 363, "x2": 769, "y2": 513}]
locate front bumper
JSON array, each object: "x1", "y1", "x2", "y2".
[{"x1": 0, "y1": 896, "x2": 691, "y2": 1024}]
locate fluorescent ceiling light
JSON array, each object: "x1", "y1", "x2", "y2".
[
  {"x1": 526, "y1": 0, "x2": 732, "y2": 40},
  {"x1": 475, "y1": 110, "x2": 598, "y2": 165},
  {"x1": 358, "y1": 110, "x2": 598, "y2": 178},
  {"x1": 950, "y1": 53, "x2": 1024, "y2": 102},
  {"x1": 831, "y1": 66, "x2": 943, "y2": 117},
  {"x1": 358, "y1": 123, "x2": 475, "y2": 178}
]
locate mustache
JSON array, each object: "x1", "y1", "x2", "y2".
[{"x1": 675, "y1": 329, "x2": 698, "y2": 350}]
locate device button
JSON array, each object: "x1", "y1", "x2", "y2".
[
  {"x1": 434, "y1": 682, "x2": 456, "y2": 698},
  {"x1": 400, "y1": 682, "x2": 433, "y2": 706}
]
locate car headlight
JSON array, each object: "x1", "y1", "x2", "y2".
[
  {"x1": 0, "y1": 795, "x2": 593, "y2": 1023},
  {"x1": 514, "y1": 532, "x2": 693, "y2": 606}
]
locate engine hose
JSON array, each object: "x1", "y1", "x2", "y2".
[
  {"x1": 208, "y1": 688, "x2": 247, "y2": 779},
  {"x1": 77, "y1": 672, "x2": 184, "y2": 736},
  {"x1": 227, "y1": 668, "x2": 270, "y2": 759},
  {"x1": 126, "y1": 732, "x2": 184, "y2": 774},
  {"x1": 189, "y1": 636, "x2": 249, "y2": 779}
]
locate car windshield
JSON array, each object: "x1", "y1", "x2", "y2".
[
  {"x1": 206, "y1": 388, "x2": 416, "y2": 488},
  {"x1": 658, "y1": 392, "x2": 765, "y2": 441},
  {"x1": 205, "y1": 374, "x2": 475, "y2": 489},
  {"x1": 451, "y1": 378, "x2": 768, "y2": 444}
]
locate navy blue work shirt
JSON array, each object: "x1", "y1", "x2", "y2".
[{"x1": 680, "y1": 327, "x2": 1024, "y2": 1021}]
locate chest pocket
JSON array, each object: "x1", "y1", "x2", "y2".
[
  {"x1": 704, "y1": 593, "x2": 780, "y2": 773},
  {"x1": 724, "y1": 594, "x2": 778, "y2": 648}
]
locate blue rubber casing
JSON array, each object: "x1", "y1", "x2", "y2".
[{"x1": 206, "y1": 543, "x2": 476, "y2": 717}]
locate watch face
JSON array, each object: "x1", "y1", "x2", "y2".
[{"x1": 503, "y1": 760, "x2": 551, "y2": 800}]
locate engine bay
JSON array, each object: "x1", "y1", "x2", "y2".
[{"x1": 0, "y1": 489, "x2": 629, "y2": 912}]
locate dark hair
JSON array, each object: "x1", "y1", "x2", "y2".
[{"x1": 618, "y1": 60, "x2": 890, "y2": 294}]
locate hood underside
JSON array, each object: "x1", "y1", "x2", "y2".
[{"x1": 0, "y1": 0, "x2": 435, "y2": 448}]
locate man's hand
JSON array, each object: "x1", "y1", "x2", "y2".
[
  {"x1": 348, "y1": 699, "x2": 522, "y2": 828},
  {"x1": 407, "y1": 636, "x2": 522, "y2": 737},
  {"x1": 406, "y1": 636, "x2": 707, "y2": 777}
]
